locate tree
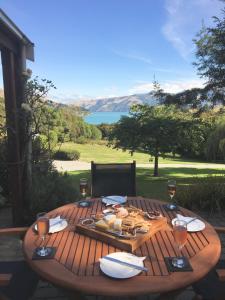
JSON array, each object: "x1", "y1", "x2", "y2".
[
  {"x1": 194, "y1": 12, "x2": 225, "y2": 90},
  {"x1": 110, "y1": 105, "x2": 180, "y2": 176},
  {"x1": 205, "y1": 122, "x2": 225, "y2": 161}
]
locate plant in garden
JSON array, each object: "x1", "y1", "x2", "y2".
[
  {"x1": 176, "y1": 176, "x2": 225, "y2": 212},
  {"x1": 53, "y1": 150, "x2": 80, "y2": 161}
]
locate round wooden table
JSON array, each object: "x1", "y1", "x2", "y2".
[{"x1": 23, "y1": 197, "x2": 221, "y2": 298}]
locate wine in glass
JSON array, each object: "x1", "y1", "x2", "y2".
[
  {"x1": 172, "y1": 219, "x2": 187, "y2": 268},
  {"x1": 167, "y1": 180, "x2": 176, "y2": 202},
  {"x1": 79, "y1": 178, "x2": 88, "y2": 199},
  {"x1": 36, "y1": 212, "x2": 51, "y2": 257}
]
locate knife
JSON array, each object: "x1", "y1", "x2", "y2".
[
  {"x1": 101, "y1": 256, "x2": 148, "y2": 272},
  {"x1": 186, "y1": 217, "x2": 198, "y2": 225}
]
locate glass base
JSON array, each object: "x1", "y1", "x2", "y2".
[
  {"x1": 172, "y1": 257, "x2": 186, "y2": 268},
  {"x1": 36, "y1": 247, "x2": 52, "y2": 257},
  {"x1": 166, "y1": 203, "x2": 177, "y2": 210}
]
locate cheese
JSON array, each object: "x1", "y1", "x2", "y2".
[
  {"x1": 116, "y1": 207, "x2": 128, "y2": 218},
  {"x1": 103, "y1": 214, "x2": 116, "y2": 226},
  {"x1": 113, "y1": 218, "x2": 122, "y2": 231},
  {"x1": 95, "y1": 219, "x2": 109, "y2": 231}
]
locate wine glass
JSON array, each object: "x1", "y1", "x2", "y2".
[
  {"x1": 172, "y1": 219, "x2": 187, "y2": 268},
  {"x1": 167, "y1": 180, "x2": 176, "y2": 202},
  {"x1": 79, "y1": 178, "x2": 88, "y2": 199},
  {"x1": 36, "y1": 212, "x2": 51, "y2": 257}
]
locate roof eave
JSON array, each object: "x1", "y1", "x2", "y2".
[{"x1": 0, "y1": 9, "x2": 34, "y2": 61}]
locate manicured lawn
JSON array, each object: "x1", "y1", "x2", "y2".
[
  {"x1": 67, "y1": 167, "x2": 225, "y2": 201},
  {"x1": 59, "y1": 142, "x2": 225, "y2": 201},
  {"x1": 59, "y1": 142, "x2": 215, "y2": 165}
]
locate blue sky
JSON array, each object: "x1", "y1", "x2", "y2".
[{"x1": 0, "y1": 0, "x2": 224, "y2": 102}]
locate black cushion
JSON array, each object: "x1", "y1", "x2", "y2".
[
  {"x1": 0, "y1": 260, "x2": 39, "y2": 300},
  {"x1": 192, "y1": 260, "x2": 225, "y2": 300}
]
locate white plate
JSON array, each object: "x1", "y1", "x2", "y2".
[
  {"x1": 101, "y1": 195, "x2": 127, "y2": 206},
  {"x1": 99, "y1": 252, "x2": 145, "y2": 279},
  {"x1": 172, "y1": 217, "x2": 205, "y2": 232},
  {"x1": 35, "y1": 218, "x2": 68, "y2": 233}
]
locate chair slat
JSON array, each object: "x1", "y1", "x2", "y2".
[
  {"x1": 217, "y1": 269, "x2": 225, "y2": 281},
  {"x1": 91, "y1": 161, "x2": 136, "y2": 197},
  {"x1": 0, "y1": 274, "x2": 12, "y2": 286},
  {"x1": 0, "y1": 227, "x2": 28, "y2": 237}
]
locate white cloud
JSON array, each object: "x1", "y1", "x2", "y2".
[
  {"x1": 129, "y1": 78, "x2": 205, "y2": 94},
  {"x1": 162, "y1": 0, "x2": 223, "y2": 59}
]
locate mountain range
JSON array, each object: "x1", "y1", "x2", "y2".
[
  {"x1": 75, "y1": 92, "x2": 158, "y2": 112},
  {"x1": 0, "y1": 88, "x2": 159, "y2": 112}
]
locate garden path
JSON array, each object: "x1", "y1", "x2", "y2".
[{"x1": 53, "y1": 160, "x2": 225, "y2": 172}]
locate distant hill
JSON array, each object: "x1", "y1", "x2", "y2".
[{"x1": 75, "y1": 92, "x2": 158, "y2": 112}]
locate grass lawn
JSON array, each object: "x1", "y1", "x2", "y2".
[
  {"x1": 67, "y1": 167, "x2": 225, "y2": 201},
  {"x1": 59, "y1": 142, "x2": 225, "y2": 200},
  {"x1": 59, "y1": 142, "x2": 215, "y2": 165}
]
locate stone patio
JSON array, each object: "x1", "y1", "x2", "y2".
[{"x1": 0, "y1": 207, "x2": 224, "y2": 300}]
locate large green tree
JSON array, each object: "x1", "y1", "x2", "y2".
[{"x1": 110, "y1": 105, "x2": 180, "y2": 176}]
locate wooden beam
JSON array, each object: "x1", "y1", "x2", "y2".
[
  {"x1": 0, "y1": 29, "x2": 19, "y2": 54},
  {"x1": 1, "y1": 48, "x2": 23, "y2": 225}
]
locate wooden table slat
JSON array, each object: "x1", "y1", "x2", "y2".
[{"x1": 23, "y1": 198, "x2": 221, "y2": 297}]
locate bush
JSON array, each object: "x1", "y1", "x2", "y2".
[
  {"x1": 176, "y1": 176, "x2": 225, "y2": 211},
  {"x1": 53, "y1": 150, "x2": 80, "y2": 161},
  {"x1": 26, "y1": 169, "x2": 79, "y2": 223},
  {"x1": 76, "y1": 136, "x2": 88, "y2": 144}
]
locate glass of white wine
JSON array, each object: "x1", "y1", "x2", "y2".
[{"x1": 167, "y1": 180, "x2": 176, "y2": 202}]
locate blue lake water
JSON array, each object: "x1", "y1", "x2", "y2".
[{"x1": 85, "y1": 112, "x2": 129, "y2": 124}]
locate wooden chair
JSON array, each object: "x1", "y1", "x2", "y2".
[
  {"x1": 193, "y1": 226, "x2": 225, "y2": 300},
  {"x1": 91, "y1": 161, "x2": 136, "y2": 197},
  {"x1": 0, "y1": 227, "x2": 39, "y2": 300}
]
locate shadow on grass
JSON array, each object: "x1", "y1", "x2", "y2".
[{"x1": 67, "y1": 167, "x2": 225, "y2": 201}]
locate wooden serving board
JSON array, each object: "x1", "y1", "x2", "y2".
[{"x1": 75, "y1": 217, "x2": 168, "y2": 252}]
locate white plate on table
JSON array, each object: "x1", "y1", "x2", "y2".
[
  {"x1": 101, "y1": 195, "x2": 127, "y2": 206},
  {"x1": 172, "y1": 215, "x2": 205, "y2": 232},
  {"x1": 99, "y1": 252, "x2": 145, "y2": 279},
  {"x1": 35, "y1": 217, "x2": 68, "y2": 233}
]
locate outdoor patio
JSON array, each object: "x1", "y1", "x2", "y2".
[{"x1": 1, "y1": 206, "x2": 225, "y2": 300}]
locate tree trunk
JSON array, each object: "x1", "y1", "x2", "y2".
[{"x1": 153, "y1": 154, "x2": 159, "y2": 177}]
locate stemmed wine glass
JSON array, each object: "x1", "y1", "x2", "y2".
[
  {"x1": 36, "y1": 212, "x2": 51, "y2": 257},
  {"x1": 167, "y1": 180, "x2": 176, "y2": 202},
  {"x1": 172, "y1": 219, "x2": 187, "y2": 268},
  {"x1": 79, "y1": 178, "x2": 88, "y2": 199}
]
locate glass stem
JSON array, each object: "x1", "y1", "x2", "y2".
[{"x1": 42, "y1": 235, "x2": 45, "y2": 251}]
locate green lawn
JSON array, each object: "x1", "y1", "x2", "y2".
[
  {"x1": 59, "y1": 142, "x2": 214, "y2": 165},
  {"x1": 58, "y1": 142, "x2": 225, "y2": 200},
  {"x1": 68, "y1": 167, "x2": 225, "y2": 201}
]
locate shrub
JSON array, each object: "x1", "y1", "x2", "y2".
[
  {"x1": 26, "y1": 169, "x2": 79, "y2": 223},
  {"x1": 76, "y1": 136, "x2": 88, "y2": 144},
  {"x1": 176, "y1": 176, "x2": 225, "y2": 212},
  {"x1": 53, "y1": 150, "x2": 80, "y2": 161}
]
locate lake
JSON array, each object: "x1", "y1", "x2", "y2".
[{"x1": 85, "y1": 111, "x2": 129, "y2": 124}]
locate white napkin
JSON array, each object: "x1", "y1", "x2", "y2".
[
  {"x1": 102, "y1": 195, "x2": 127, "y2": 206},
  {"x1": 49, "y1": 216, "x2": 66, "y2": 233},
  {"x1": 174, "y1": 214, "x2": 205, "y2": 232},
  {"x1": 176, "y1": 214, "x2": 195, "y2": 223}
]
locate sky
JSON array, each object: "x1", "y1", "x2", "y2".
[{"x1": 0, "y1": 0, "x2": 224, "y2": 103}]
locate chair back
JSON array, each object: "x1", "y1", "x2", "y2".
[{"x1": 91, "y1": 161, "x2": 136, "y2": 197}]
